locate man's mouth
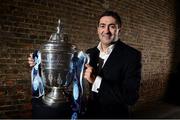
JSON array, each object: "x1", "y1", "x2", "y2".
[{"x1": 103, "y1": 35, "x2": 111, "y2": 39}]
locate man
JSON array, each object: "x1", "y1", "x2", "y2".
[
  {"x1": 83, "y1": 10, "x2": 141, "y2": 118},
  {"x1": 28, "y1": 10, "x2": 141, "y2": 119}
]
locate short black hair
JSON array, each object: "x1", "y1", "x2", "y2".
[{"x1": 98, "y1": 10, "x2": 122, "y2": 27}]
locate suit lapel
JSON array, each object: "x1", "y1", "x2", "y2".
[
  {"x1": 89, "y1": 47, "x2": 99, "y2": 69},
  {"x1": 102, "y1": 40, "x2": 124, "y2": 71}
]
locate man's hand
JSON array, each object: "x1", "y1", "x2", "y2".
[
  {"x1": 28, "y1": 53, "x2": 35, "y2": 67},
  {"x1": 84, "y1": 64, "x2": 96, "y2": 84}
]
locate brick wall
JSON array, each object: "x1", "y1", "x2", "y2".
[{"x1": 0, "y1": 0, "x2": 177, "y2": 118}]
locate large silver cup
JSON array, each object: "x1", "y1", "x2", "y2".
[{"x1": 40, "y1": 20, "x2": 73, "y2": 107}]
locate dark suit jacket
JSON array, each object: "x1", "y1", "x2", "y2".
[{"x1": 84, "y1": 40, "x2": 141, "y2": 118}]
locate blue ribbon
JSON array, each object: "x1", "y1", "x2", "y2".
[
  {"x1": 31, "y1": 50, "x2": 45, "y2": 98},
  {"x1": 66, "y1": 51, "x2": 89, "y2": 120}
]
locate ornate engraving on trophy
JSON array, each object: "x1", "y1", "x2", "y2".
[
  {"x1": 47, "y1": 54, "x2": 52, "y2": 62},
  {"x1": 48, "y1": 73, "x2": 53, "y2": 86},
  {"x1": 57, "y1": 73, "x2": 62, "y2": 85}
]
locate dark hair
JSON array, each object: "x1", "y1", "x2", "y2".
[{"x1": 98, "y1": 10, "x2": 122, "y2": 27}]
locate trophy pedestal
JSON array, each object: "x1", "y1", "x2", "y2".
[
  {"x1": 42, "y1": 87, "x2": 68, "y2": 107},
  {"x1": 32, "y1": 97, "x2": 71, "y2": 119}
]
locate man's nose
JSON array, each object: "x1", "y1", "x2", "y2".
[{"x1": 104, "y1": 26, "x2": 110, "y2": 33}]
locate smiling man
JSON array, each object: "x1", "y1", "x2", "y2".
[{"x1": 83, "y1": 10, "x2": 142, "y2": 118}]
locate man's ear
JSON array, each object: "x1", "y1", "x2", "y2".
[
  {"x1": 118, "y1": 28, "x2": 121, "y2": 33},
  {"x1": 118, "y1": 25, "x2": 123, "y2": 34},
  {"x1": 97, "y1": 26, "x2": 99, "y2": 34}
]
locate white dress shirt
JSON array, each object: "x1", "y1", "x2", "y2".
[{"x1": 91, "y1": 42, "x2": 115, "y2": 93}]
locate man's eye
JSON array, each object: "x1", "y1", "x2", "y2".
[
  {"x1": 110, "y1": 25, "x2": 116, "y2": 29},
  {"x1": 99, "y1": 25, "x2": 105, "y2": 28}
]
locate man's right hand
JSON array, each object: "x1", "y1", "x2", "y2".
[
  {"x1": 28, "y1": 53, "x2": 35, "y2": 67},
  {"x1": 84, "y1": 64, "x2": 96, "y2": 84}
]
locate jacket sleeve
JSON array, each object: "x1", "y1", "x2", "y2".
[{"x1": 122, "y1": 51, "x2": 141, "y2": 105}]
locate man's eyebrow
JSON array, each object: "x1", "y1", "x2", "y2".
[
  {"x1": 99, "y1": 23, "x2": 106, "y2": 25},
  {"x1": 109, "y1": 23, "x2": 116, "y2": 26},
  {"x1": 99, "y1": 23, "x2": 116, "y2": 25}
]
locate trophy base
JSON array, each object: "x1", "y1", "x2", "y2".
[{"x1": 42, "y1": 86, "x2": 67, "y2": 107}]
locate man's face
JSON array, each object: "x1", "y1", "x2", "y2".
[{"x1": 97, "y1": 16, "x2": 121, "y2": 46}]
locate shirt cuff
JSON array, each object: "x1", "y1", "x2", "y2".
[{"x1": 91, "y1": 76, "x2": 102, "y2": 93}]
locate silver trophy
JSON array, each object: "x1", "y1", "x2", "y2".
[{"x1": 40, "y1": 19, "x2": 73, "y2": 106}]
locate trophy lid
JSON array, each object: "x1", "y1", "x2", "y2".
[
  {"x1": 40, "y1": 19, "x2": 72, "y2": 53},
  {"x1": 48, "y1": 19, "x2": 68, "y2": 43}
]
